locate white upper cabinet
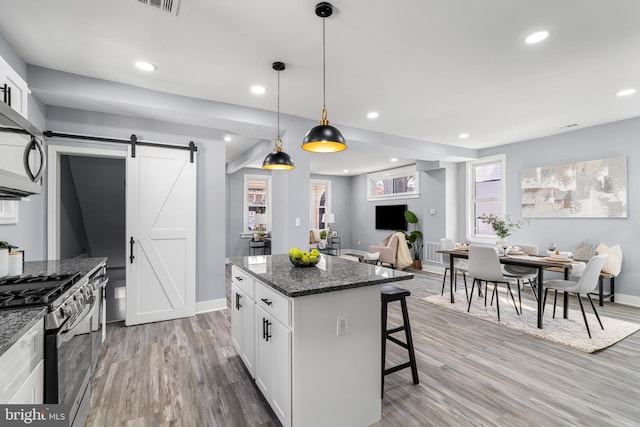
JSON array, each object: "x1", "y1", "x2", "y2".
[{"x1": 0, "y1": 55, "x2": 30, "y2": 119}]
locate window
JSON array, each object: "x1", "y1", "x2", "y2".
[
  {"x1": 243, "y1": 174, "x2": 271, "y2": 233},
  {"x1": 367, "y1": 165, "x2": 419, "y2": 201},
  {"x1": 467, "y1": 155, "x2": 506, "y2": 238},
  {"x1": 310, "y1": 180, "x2": 331, "y2": 228}
]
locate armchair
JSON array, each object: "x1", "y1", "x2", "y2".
[{"x1": 369, "y1": 232, "x2": 413, "y2": 270}]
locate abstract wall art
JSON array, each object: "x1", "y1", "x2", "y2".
[{"x1": 521, "y1": 157, "x2": 627, "y2": 218}]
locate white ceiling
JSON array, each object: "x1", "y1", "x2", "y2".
[{"x1": 2, "y1": 0, "x2": 640, "y2": 174}]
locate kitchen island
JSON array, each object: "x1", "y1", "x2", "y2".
[{"x1": 227, "y1": 254, "x2": 413, "y2": 427}]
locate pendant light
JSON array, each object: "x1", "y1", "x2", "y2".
[
  {"x1": 301, "y1": 2, "x2": 347, "y2": 153},
  {"x1": 262, "y1": 61, "x2": 295, "y2": 170}
]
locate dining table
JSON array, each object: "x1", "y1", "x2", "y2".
[{"x1": 437, "y1": 248, "x2": 583, "y2": 329}]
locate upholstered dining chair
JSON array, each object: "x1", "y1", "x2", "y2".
[
  {"x1": 542, "y1": 254, "x2": 607, "y2": 338},
  {"x1": 503, "y1": 243, "x2": 539, "y2": 312},
  {"x1": 439, "y1": 238, "x2": 469, "y2": 301},
  {"x1": 467, "y1": 245, "x2": 520, "y2": 321}
]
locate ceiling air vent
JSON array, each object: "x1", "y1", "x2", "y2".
[{"x1": 135, "y1": 0, "x2": 180, "y2": 16}]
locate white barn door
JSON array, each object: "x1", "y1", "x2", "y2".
[{"x1": 126, "y1": 145, "x2": 196, "y2": 326}]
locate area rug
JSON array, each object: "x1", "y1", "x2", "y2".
[{"x1": 423, "y1": 292, "x2": 640, "y2": 353}]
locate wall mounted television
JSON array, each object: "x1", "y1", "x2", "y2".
[{"x1": 375, "y1": 204, "x2": 408, "y2": 231}]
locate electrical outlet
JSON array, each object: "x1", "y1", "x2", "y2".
[{"x1": 337, "y1": 314, "x2": 348, "y2": 336}]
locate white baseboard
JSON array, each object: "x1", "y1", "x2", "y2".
[
  {"x1": 196, "y1": 298, "x2": 227, "y2": 314},
  {"x1": 611, "y1": 293, "x2": 640, "y2": 308},
  {"x1": 422, "y1": 264, "x2": 446, "y2": 275}
]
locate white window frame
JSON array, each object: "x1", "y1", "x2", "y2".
[
  {"x1": 466, "y1": 154, "x2": 506, "y2": 242},
  {"x1": 243, "y1": 173, "x2": 272, "y2": 234},
  {"x1": 366, "y1": 164, "x2": 419, "y2": 201},
  {"x1": 310, "y1": 179, "x2": 331, "y2": 229}
]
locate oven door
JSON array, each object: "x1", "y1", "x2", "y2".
[{"x1": 45, "y1": 298, "x2": 95, "y2": 426}]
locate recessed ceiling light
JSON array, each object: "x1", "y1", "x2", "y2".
[
  {"x1": 616, "y1": 88, "x2": 636, "y2": 97},
  {"x1": 224, "y1": 135, "x2": 232, "y2": 142},
  {"x1": 135, "y1": 61, "x2": 157, "y2": 72},
  {"x1": 343, "y1": 169, "x2": 349, "y2": 173},
  {"x1": 251, "y1": 85, "x2": 266, "y2": 95},
  {"x1": 390, "y1": 158, "x2": 398, "y2": 162},
  {"x1": 367, "y1": 111, "x2": 379, "y2": 119},
  {"x1": 459, "y1": 133, "x2": 470, "y2": 139},
  {"x1": 525, "y1": 31, "x2": 549, "y2": 44}
]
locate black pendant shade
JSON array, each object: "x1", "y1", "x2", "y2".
[
  {"x1": 262, "y1": 138, "x2": 295, "y2": 170},
  {"x1": 302, "y1": 110, "x2": 346, "y2": 153},
  {"x1": 302, "y1": 2, "x2": 347, "y2": 153},
  {"x1": 262, "y1": 61, "x2": 295, "y2": 170}
]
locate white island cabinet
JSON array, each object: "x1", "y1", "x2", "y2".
[
  {"x1": 229, "y1": 255, "x2": 413, "y2": 427},
  {"x1": 0, "y1": 317, "x2": 44, "y2": 404}
]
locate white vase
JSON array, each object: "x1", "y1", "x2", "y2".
[
  {"x1": 0, "y1": 248, "x2": 8, "y2": 277},
  {"x1": 497, "y1": 238, "x2": 509, "y2": 255}
]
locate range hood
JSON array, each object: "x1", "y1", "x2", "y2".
[{"x1": 0, "y1": 101, "x2": 45, "y2": 200}]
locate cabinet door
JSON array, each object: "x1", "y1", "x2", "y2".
[
  {"x1": 232, "y1": 285, "x2": 255, "y2": 376},
  {"x1": 270, "y1": 319, "x2": 291, "y2": 427},
  {"x1": 254, "y1": 305, "x2": 291, "y2": 427},
  {"x1": 254, "y1": 306, "x2": 273, "y2": 400},
  {"x1": 0, "y1": 55, "x2": 29, "y2": 118},
  {"x1": 231, "y1": 285, "x2": 245, "y2": 355},
  {"x1": 241, "y1": 292, "x2": 255, "y2": 376},
  {"x1": 8, "y1": 360, "x2": 43, "y2": 404}
]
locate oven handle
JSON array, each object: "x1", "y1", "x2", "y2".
[
  {"x1": 92, "y1": 275, "x2": 109, "y2": 289},
  {"x1": 58, "y1": 301, "x2": 97, "y2": 344}
]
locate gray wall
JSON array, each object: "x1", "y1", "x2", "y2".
[
  {"x1": 59, "y1": 156, "x2": 90, "y2": 259},
  {"x1": 468, "y1": 118, "x2": 640, "y2": 299}
]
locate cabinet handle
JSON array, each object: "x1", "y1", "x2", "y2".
[
  {"x1": 265, "y1": 319, "x2": 272, "y2": 342},
  {"x1": 262, "y1": 317, "x2": 267, "y2": 340},
  {"x1": 235, "y1": 293, "x2": 242, "y2": 310},
  {"x1": 235, "y1": 276, "x2": 243, "y2": 281},
  {"x1": 261, "y1": 298, "x2": 273, "y2": 306},
  {"x1": 1, "y1": 83, "x2": 7, "y2": 105}
]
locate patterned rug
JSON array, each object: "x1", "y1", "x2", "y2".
[{"x1": 423, "y1": 291, "x2": 640, "y2": 353}]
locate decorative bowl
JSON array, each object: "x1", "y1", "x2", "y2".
[{"x1": 289, "y1": 255, "x2": 321, "y2": 267}]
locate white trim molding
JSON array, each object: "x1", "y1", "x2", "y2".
[{"x1": 196, "y1": 298, "x2": 227, "y2": 314}]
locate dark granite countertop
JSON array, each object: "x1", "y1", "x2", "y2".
[
  {"x1": 0, "y1": 306, "x2": 47, "y2": 357},
  {"x1": 0, "y1": 257, "x2": 107, "y2": 358},
  {"x1": 21, "y1": 257, "x2": 108, "y2": 278},
  {"x1": 227, "y1": 254, "x2": 413, "y2": 298}
]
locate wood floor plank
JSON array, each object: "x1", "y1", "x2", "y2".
[{"x1": 86, "y1": 266, "x2": 640, "y2": 426}]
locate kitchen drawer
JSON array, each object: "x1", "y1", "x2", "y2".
[
  {"x1": 232, "y1": 265, "x2": 254, "y2": 297},
  {"x1": 255, "y1": 280, "x2": 291, "y2": 327},
  {"x1": 0, "y1": 318, "x2": 44, "y2": 403}
]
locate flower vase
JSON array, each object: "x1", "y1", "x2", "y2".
[{"x1": 497, "y1": 238, "x2": 509, "y2": 255}]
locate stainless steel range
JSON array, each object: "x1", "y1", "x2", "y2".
[{"x1": 0, "y1": 265, "x2": 108, "y2": 427}]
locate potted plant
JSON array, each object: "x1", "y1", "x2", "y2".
[
  {"x1": 404, "y1": 210, "x2": 423, "y2": 269},
  {"x1": 478, "y1": 214, "x2": 527, "y2": 248}
]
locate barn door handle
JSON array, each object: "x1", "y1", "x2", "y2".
[{"x1": 129, "y1": 237, "x2": 135, "y2": 263}]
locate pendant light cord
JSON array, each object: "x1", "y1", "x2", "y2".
[
  {"x1": 322, "y1": 16, "x2": 326, "y2": 109},
  {"x1": 277, "y1": 68, "x2": 280, "y2": 138}
]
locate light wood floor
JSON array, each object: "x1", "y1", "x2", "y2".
[{"x1": 86, "y1": 267, "x2": 640, "y2": 426}]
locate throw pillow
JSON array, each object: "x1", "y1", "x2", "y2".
[
  {"x1": 574, "y1": 242, "x2": 596, "y2": 261},
  {"x1": 596, "y1": 243, "x2": 623, "y2": 276}
]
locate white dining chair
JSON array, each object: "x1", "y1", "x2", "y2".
[
  {"x1": 503, "y1": 243, "x2": 539, "y2": 312},
  {"x1": 542, "y1": 254, "x2": 607, "y2": 338},
  {"x1": 439, "y1": 238, "x2": 469, "y2": 301},
  {"x1": 467, "y1": 245, "x2": 520, "y2": 321}
]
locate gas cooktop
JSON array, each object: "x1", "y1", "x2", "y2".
[{"x1": 0, "y1": 273, "x2": 81, "y2": 308}]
